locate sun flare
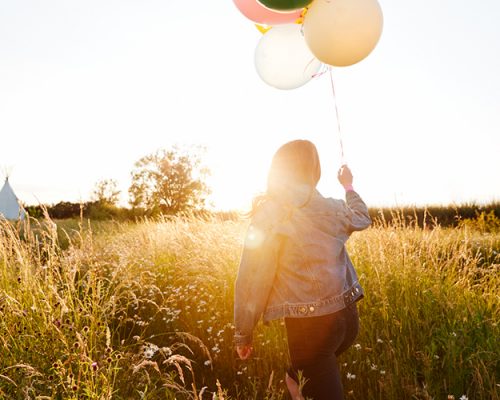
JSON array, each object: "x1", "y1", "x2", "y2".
[{"x1": 206, "y1": 145, "x2": 272, "y2": 212}]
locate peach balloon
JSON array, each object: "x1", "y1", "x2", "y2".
[
  {"x1": 303, "y1": 0, "x2": 383, "y2": 67},
  {"x1": 233, "y1": 0, "x2": 302, "y2": 25}
]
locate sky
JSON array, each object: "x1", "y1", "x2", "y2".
[{"x1": 0, "y1": 0, "x2": 499, "y2": 211}]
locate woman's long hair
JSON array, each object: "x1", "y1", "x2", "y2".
[{"x1": 251, "y1": 140, "x2": 321, "y2": 215}]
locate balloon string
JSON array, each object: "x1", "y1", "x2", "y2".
[{"x1": 329, "y1": 67, "x2": 345, "y2": 164}]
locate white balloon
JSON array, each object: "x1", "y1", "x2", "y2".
[{"x1": 254, "y1": 24, "x2": 322, "y2": 90}]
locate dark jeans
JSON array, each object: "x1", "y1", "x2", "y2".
[{"x1": 285, "y1": 303, "x2": 359, "y2": 400}]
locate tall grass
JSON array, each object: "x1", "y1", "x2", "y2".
[{"x1": 0, "y1": 213, "x2": 498, "y2": 399}]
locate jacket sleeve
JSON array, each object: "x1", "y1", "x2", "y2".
[
  {"x1": 234, "y1": 208, "x2": 282, "y2": 346},
  {"x1": 342, "y1": 191, "x2": 372, "y2": 233}
]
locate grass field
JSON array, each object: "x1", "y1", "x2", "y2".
[{"x1": 0, "y1": 212, "x2": 498, "y2": 399}]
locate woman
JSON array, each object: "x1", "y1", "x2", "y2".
[{"x1": 233, "y1": 140, "x2": 371, "y2": 399}]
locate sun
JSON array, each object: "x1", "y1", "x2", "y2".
[{"x1": 206, "y1": 154, "x2": 269, "y2": 212}]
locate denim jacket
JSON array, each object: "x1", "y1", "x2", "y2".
[{"x1": 234, "y1": 187, "x2": 371, "y2": 346}]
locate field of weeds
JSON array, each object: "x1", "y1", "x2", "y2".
[{"x1": 0, "y1": 213, "x2": 498, "y2": 399}]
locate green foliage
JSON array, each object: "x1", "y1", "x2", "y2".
[
  {"x1": 128, "y1": 146, "x2": 211, "y2": 216},
  {"x1": 370, "y1": 202, "x2": 500, "y2": 228},
  {"x1": 0, "y1": 213, "x2": 498, "y2": 399},
  {"x1": 458, "y1": 210, "x2": 500, "y2": 233}
]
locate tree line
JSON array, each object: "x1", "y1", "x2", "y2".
[
  {"x1": 21, "y1": 145, "x2": 500, "y2": 226},
  {"x1": 24, "y1": 146, "x2": 212, "y2": 220}
]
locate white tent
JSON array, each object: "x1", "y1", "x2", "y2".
[{"x1": 0, "y1": 177, "x2": 26, "y2": 220}]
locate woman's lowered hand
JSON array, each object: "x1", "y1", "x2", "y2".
[{"x1": 236, "y1": 345, "x2": 253, "y2": 360}]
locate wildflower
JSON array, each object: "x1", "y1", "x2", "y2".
[
  {"x1": 459, "y1": 396, "x2": 468, "y2": 400},
  {"x1": 204, "y1": 360, "x2": 211, "y2": 366},
  {"x1": 162, "y1": 347, "x2": 173, "y2": 357},
  {"x1": 451, "y1": 332, "x2": 457, "y2": 337},
  {"x1": 370, "y1": 364, "x2": 378, "y2": 371},
  {"x1": 434, "y1": 354, "x2": 440, "y2": 360},
  {"x1": 91, "y1": 362, "x2": 98, "y2": 371},
  {"x1": 377, "y1": 338, "x2": 384, "y2": 344},
  {"x1": 347, "y1": 372, "x2": 356, "y2": 380},
  {"x1": 380, "y1": 370, "x2": 386, "y2": 375},
  {"x1": 143, "y1": 346, "x2": 156, "y2": 359},
  {"x1": 354, "y1": 344, "x2": 361, "y2": 350},
  {"x1": 448, "y1": 396, "x2": 455, "y2": 400}
]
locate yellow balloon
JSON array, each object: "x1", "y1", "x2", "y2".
[
  {"x1": 303, "y1": 0, "x2": 383, "y2": 67},
  {"x1": 255, "y1": 24, "x2": 272, "y2": 34}
]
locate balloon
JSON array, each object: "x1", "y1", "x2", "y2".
[
  {"x1": 255, "y1": 24, "x2": 322, "y2": 90},
  {"x1": 233, "y1": 0, "x2": 302, "y2": 25},
  {"x1": 303, "y1": 0, "x2": 383, "y2": 67},
  {"x1": 255, "y1": 24, "x2": 272, "y2": 34},
  {"x1": 257, "y1": 0, "x2": 313, "y2": 12}
]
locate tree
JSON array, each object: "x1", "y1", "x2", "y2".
[
  {"x1": 92, "y1": 179, "x2": 121, "y2": 206},
  {"x1": 128, "y1": 146, "x2": 210, "y2": 215}
]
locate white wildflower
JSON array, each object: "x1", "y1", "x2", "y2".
[
  {"x1": 143, "y1": 348, "x2": 155, "y2": 359},
  {"x1": 143, "y1": 343, "x2": 159, "y2": 359},
  {"x1": 162, "y1": 347, "x2": 173, "y2": 357},
  {"x1": 347, "y1": 372, "x2": 356, "y2": 380},
  {"x1": 354, "y1": 343, "x2": 362, "y2": 350},
  {"x1": 459, "y1": 396, "x2": 468, "y2": 400}
]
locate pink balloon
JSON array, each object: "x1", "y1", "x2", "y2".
[{"x1": 233, "y1": 0, "x2": 302, "y2": 25}]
